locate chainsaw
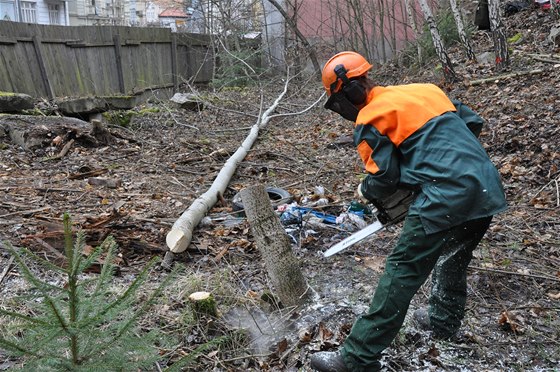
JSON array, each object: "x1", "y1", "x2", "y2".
[{"x1": 323, "y1": 188, "x2": 416, "y2": 257}]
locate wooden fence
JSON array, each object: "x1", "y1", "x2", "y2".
[{"x1": 0, "y1": 21, "x2": 215, "y2": 99}]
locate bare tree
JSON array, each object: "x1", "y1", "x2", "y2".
[
  {"x1": 549, "y1": 0, "x2": 559, "y2": 19},
  {"x1": 449, "y1": 0, "x2": 476, "y2": 60},
  {"x1": 488, "y1": 0, "x2": 509, "y2": 71},
  {"x1": 418, "y1": 0, "x2": 459, "y2": 82},
  {"x1": 404, "y1": 0, "x2": 423, "y2": 62},
  {"x1": 266, "y1": 0, "x2": 321, "y2": 77}
]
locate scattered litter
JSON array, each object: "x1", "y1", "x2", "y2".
[
  {"x1": 505, "y1": 0, "x2": 530, "y2": 15},
  {"x1": 336, "y1": 212, "x2": 368, "y2": 230},
  {"x1": 534, "y1": 0, "x2": 560, "y2": 9}
]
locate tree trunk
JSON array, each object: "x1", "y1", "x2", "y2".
[
  {"x1": 91, "y1": 119, "x2": 116, "y2": 145},
  {"x1": 188, "y1": 291, "x2": 218, "y2": 318},
  {"x1": 488, "y1": 0, "x2": 510, "y2": 71},
  {"x1": 549, "y1": 0, "x2": 559, "y2": 20},
  {"x1": 418, "y1": 0, "x2": 459, "y2": 82},
  {"x1": 240, "y1": 184, "x2": 308, "y2": 307},
  {"x1": 404, "y1": 0, "x2": 423, "y2": 63},
  {"x1": 266, "y1": 0, "x2": 321, "y2": 78},
  {"x1": 449, "y1": 0, "x2": 476, "y2": 60}
]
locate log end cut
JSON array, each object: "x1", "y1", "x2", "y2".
[{"x1": 166, "y1": 228, "x2": 192, "y2": 253}]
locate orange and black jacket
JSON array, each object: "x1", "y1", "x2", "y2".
[{"x1": 355, "y1": 83, "x2": 507, "y2": 234}]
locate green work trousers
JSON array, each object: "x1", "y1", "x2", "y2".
[{"x1": 341, "y1": 214, "x2": 492, "y2": 371}]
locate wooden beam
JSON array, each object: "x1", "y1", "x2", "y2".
[
  {"x1": 113, "y1": 34, "x2": 126, "y2": 94},
  {"x1": 171, "y1": 34, "x2": 178, "y2": 93},
  {"x1": 32, "y1": 35, "x2": 55, "y2": 99}
]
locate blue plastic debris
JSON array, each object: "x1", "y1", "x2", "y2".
[
  {"x1": 280, "y1": 205, "x2": 338, "y2": 225},
  {"x1": 293, "y1": 207, "x2": 338, "y2": 224}
]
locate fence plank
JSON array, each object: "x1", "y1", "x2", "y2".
[
  {"x1": 113, "y1": 34, "x2": 126, "y2": 94},
  {"x1": 171, "y1": 34, "x2": 178, "y2": 93},
  {"x1": 32, "y1": 35, "x2": 55, "y2": 99}
]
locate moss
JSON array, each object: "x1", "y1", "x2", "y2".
[
  {"x1": 138, "y1": 107, "x2": 160, "y2": 114},
  {"x1": 100, "y1": 95, "x2": 134, "y2": 99},
  {"x1": 220, "y1": 86, "x2": 246, "y2": 92},
  {"x1": 74, "y1": 65, "x2": 85, "y2": 93},
  {"x1": 21, "y1": 108, "x2": 46, "y2": 116},
  {"x1": 102, "y1": 110, "x2": 136, "y2": 127},
  {"x1": 508, "y1": 33, "x2": 523, "y2": 44},
  {"x1": 0, "y1": 91, "x2": 17, "y2": 97}
]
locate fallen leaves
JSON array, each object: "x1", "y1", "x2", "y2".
[
  {"x1": 418, "y1": 343, "x2": 442, "y2": 367},
  {"x1": 499, "y1": 310, "x2": 526, "y2": 334},
  {"x1": 355, "y1": 255, "x2": 386, "y2": 273}
]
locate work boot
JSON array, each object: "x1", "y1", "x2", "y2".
[
  {"x1": 413, "y1": 307, "x2": 432, "y2": 331},
  {"x1": 413, "y1": 307, "x2": 462, "y2": 340},
  {"x1": 309, "y1": 351, "x2": 349, "y2": 372}
]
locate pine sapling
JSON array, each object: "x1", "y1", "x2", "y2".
[{"x1": 0, "y1": 213, "x2": 176, "y2": 371}]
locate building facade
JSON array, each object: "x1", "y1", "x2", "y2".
[{"x1": 1, "y1": 0, "x2": 71, "y2": 25}]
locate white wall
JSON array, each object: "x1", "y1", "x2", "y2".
[{"x1": 37, "y1": 1, "x2": 67, "y2": 25}]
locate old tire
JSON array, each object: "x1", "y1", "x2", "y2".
[{"x1": 232, "y1": 187, "x2": 292, "y2": 211}]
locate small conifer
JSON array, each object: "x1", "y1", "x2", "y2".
[{"x1": 0, "y1": 213, "x2": 176, "y2": 371}]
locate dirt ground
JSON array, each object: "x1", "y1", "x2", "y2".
[{"x1": 1, "y1": 7, "x2": 560, "y2": 372}]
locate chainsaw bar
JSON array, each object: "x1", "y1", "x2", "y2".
[
  {"x1": 323, "y1": 189, "x2": 415, "y2": 257},
  {"x1": 323, "y1": 220, "x2": 384, "y2": 257}
]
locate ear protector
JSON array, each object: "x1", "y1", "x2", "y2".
[{"x1": 330, "y1": 64, "x2": 367, "y2": 105}]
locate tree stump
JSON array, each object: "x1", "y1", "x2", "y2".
[
  {"x1": 239, "y1": 184, "x2": 308, "y2": 307},
  {"x1": 188, "y1": 291, "x2": 218, "y2": 318},
  {"x1": 90, "y1": 119, "x2": 115, "y2": 145}
]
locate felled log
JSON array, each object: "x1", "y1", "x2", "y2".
[
  {"x1": 165, "y1": 81, "x2": 290, "y2": 255},
  {"x1": 240, "y1": 184, "x2": 308, "y2": 307},
  {"x1": 0, "y1": 115, "x2": 98, "y2": 150}
]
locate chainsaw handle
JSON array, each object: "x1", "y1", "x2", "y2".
[{"x1": 371, "y1": 188, "x2": 416, "y2": 224}]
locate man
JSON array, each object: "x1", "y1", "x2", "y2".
[{"x1": 310, "y1": 51, "x2": 507, "y2": 371}]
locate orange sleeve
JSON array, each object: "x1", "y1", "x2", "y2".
[{"x1": 357, "y1": 140, "x2": 380, "y2": 174}]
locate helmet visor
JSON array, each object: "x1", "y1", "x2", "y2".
[{"x1": 325, "y1": 92, "x2": 359, "y2": 122}]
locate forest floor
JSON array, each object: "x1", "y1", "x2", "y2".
[{"x1": 1, "y1": 6, "x2": 560, "y2": 372}]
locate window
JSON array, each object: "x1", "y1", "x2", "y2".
[
  {"x1": 48, "y1": 4, "x2": 60, "y2": 24},
  {"x1": 20, "y1": 1, "x2": 37, "y2": 23}
]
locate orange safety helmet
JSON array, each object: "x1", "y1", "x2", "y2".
[{"x1": 322, "y1": 51, "x2": 373, "y2": 96}]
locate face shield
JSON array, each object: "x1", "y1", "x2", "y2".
[{"x1": 324, "y1": 92, "x2": 360, "y2": 122}]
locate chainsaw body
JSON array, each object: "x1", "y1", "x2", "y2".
[{"x1": 371, "y1": 188, "x2": 416, "y2": 225}]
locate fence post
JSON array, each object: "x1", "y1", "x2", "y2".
[
  {"x1": 113, "y1": 34, "x2": 126, "y2": 94},
  {"x1": 32, "y1": 35, "x2": 55, "y2": 100},
  {"x1": 171, "y1": 34, "x2": 178, "y2": 93}
]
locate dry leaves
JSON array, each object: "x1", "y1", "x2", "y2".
[{"x1": 498, "y1": 310, "x2": 526, "y2": 334}]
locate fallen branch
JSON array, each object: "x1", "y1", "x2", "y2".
[
  {"x1": 33, "y1": 237, "x2": 67, "y2": 262},
  {"x1": 0, "y1": 206, "x2": 51, "y2": 219},
  {"x1": 469, "y1": 69, "x2": 545, "y2": 86},
  {"x1": 165, "y1": 75, "x2": 292, "y2": 255},
  {"x1": 41, "y1": 139, "x2": 75, "y2": 162},
  {"x1": 531, "y1": 175, "x2": 560, "y2": 205},
  {"x1": 554, "y1": 179, "x2": 560, "y2": 207},
  {"x1": 527, "y1": 53, "x2": 560, "y2": 64},
  {"x1": 468, "y1": 265, "x2": 560, "y2": 282},
  {"x1": 0, "y1": 256, "x2": 15, "y2": 287}
]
